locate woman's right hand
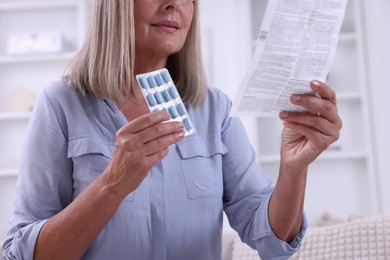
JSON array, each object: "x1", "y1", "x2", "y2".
[{"x1": 104, "y1": 111, "x2": 184, "y2": 199}]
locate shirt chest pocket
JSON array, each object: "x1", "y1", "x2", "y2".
[
  {"x1": 68, "y1": 138, "x2": 134, "y2": 202},
  {"x1": 176, "y1": 136, "x2": 228, "y2": 199}
]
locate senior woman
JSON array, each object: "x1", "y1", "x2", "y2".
[{"x1": 2, "y1": 0, "x2": 341, "y2": 259}]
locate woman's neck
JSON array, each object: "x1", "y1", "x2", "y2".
[
  {"x1": 117, "y1": 86, "x2": 150, "y2": 122},
  {"x1": 134, "y1": 56, "x2": 167, "y2": 75}
]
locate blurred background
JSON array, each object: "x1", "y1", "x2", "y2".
[{"x1": 0, "y1": 0, "x2": 389, "y2": 243}]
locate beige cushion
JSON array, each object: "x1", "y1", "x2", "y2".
[
  {"x1": 231, "y1": 214, "x2": 390, "y2": 260},
  {"x1": 231, "y1": 237, "x2": 260, "y2": 259}
]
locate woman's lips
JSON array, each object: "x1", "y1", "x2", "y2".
[{"x1": 153, "y1": 21, "x2": 180, "y2": 33}]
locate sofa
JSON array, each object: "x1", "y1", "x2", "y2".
[{"x1": 228, "y1": 214, "x2": 390, "y2": 260}]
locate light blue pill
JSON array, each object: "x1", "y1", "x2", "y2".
[
  {"x1": 183, "y1": 118, "x2": 192, "y2": 131},
  {"x1": 154, "y1": 92, "x2": 164, "y2": 104},
  {"x1": 161, "y1": 69, "x2": 173, "y2": 83},
  {"x1": 168, "y1": 106, "x2": 179, "y2": 119},
  {"x1": 146, "y1": 94, "x2": 157, "y2": 107},
  {"x1": 147, "y1": 75, "x2": 158, "y2": 88},
  {"x1": 139, "y1": 77, "x2": 150, "y2": 89},
  {"x1": 162, "y1": 90, "x2": 171, "y2": 102},
  {"x1": 155, "y1": 73, "x2": 164, "y2": 86},
  {"x1": 176, "y1": 103, "x2": 186, "y2": 116},
  {"x1": 168, "y1": 86, "x2": 179, "y2": 99}
]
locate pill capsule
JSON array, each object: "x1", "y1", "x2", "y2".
[
  {"x1": 168, "y1": 106, "x2": 179, "y2": 119},
  {"x1": 147, "y1": 75, "x2": 158, "y2": 89},
  {"x1": 155, "y1": 73, "x2": 165, "y2": 86},
  {"x1": 138, "y1": 77, "x2": 150, "y2": 90},
  {"x1": 154, "y1": 92, "x2": 164, "y2": 104},
  {"x1": 168, "y1": 86, "x2": 179, "y2": 99},
  {"x1": 146, "y1": 94, "x2": 157, "y2": 107},
  {"x1": 176, "y1": 103, "x2": 186, "y2": 116},
  {"x1": 162, "y1": 90, "x2": 171, "y2": 102},
  {"x1": 161, "y1": 69, "x2": 173, "y2": 83},
  {"x1": 183, "y1": 118, "x2": 192, "y2": 131}
]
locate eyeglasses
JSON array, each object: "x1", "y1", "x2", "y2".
[{"x1": 178, "y1": 0, "x2": 196, "y2": 5}]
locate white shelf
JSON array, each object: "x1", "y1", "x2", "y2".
[
  {"x1": 0, "y1": 168, "x2": 18, "y2": 178},
  {"x1": 0, "y1": 0, "x2": 79, "y2": 11},
  {"x1": 336, "y1": 92, "x2": 361, "y2": 101},
  {"x1": 0, "y1": 52, "x2": 76, "y2": 64},
  {"x1": 338, "y1": 32, "x2": 356, "y2": 43},
  {"x1": 0, "y1": 112, "x2": 31, "y2": 121},
  {"x1": 0, "y1": 0, "x2": 90, "y2": 242},
  {"x1": 258, "y1": 151, "x2": 366, "y2": 164},
  {"x1": 258, "y1": 155, "x2": 280, "y2": 164},
  {"x1": 318, "y1": 151, "x2": 367, "y2": 161}
]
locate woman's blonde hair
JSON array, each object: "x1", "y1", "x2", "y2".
[{"x1": 64, "y1": 0, "x2": 207, "y2": 107}]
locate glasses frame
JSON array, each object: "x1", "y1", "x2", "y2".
[{"x1": 180, "y1": 0, "x2": 196, "y2": 4}]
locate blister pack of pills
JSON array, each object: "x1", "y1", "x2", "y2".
[{"x1": 136, "y1": 68, "x2": 196, "y2": 136}]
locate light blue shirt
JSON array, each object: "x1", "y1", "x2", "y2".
[{"x1": 2, "y1": 81, "x2": 307, "y2": 260}]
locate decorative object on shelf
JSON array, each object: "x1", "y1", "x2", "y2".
[
  {"x1": 6, "y1": 87, "x2": 36, "y2": 112},
  {"x1": 6, "y1": 31, "x2": 63, "y2": 55},
  {"x1": 6, "y1": 158, "x2": 19, "y2": 169},
  {"x1": 313, "y1": 212, "x2": 343, "y2": 227}
]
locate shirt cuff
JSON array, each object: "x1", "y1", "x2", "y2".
[
  {"x1": 252, "y1": 194, "x2": 308, "y2": 258},
  {"x1": 4, "y1": 219, "x2": 48, "y2": 260}
]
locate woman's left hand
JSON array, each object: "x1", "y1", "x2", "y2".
[{"x1": 279, "y1": 80, "x2": 342, "y2": 173}]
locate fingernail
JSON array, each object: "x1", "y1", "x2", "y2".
[
  {"x1": 291, "y1": 95, "x2": 301, "y2": 102},
  {"x1": 160, "y1": 111, "x2": 170, "y2": 120},
  {"x1": 280, "y1": 111, "x2": 289, "y2": 118},
  {"x1": 311, "y1": 80, "x2": 321, "y2": 90}
]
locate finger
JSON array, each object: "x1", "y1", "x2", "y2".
[
  {"x1": 310, "y1": 80, "x2": 337, "y2": 106},
  {"x1": 283, "y1": 122, "x2": 337, "y2": 152},
  {"x1": 290, "y1": 93, "x2": 341, "y2": 127},
  {"x1": 135, "y1": 121, "x2": 184, "y2": 144},
  {"x1": 280, "y1": 111, "x2": 340, "y2": 138},
  {"x1": 116, "y1": 120, "x2": 183, "y2": 154},
  {"x1": 141, "y1": 131, "x2": 185, "y2": 156},
  {"x1": 144, "y1": 147, "x2": 170, "y2": 168},
  {"x1": 125, "y1": 147, "x2": 170, "y2": 175},
  {"x1": 121, "y1": 111, "x2": 170, "y2": 134}
]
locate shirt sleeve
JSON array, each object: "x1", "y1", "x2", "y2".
[
  {"x1": 221, "y1": 100, "x2": 308, "y2": 259},
  {"x1": 2, "y1": 88, "x2": 73, "y2": 259}
]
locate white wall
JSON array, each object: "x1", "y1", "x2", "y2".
[
  {"x1": 360, "y1": 0, "x2": 390, "y2": 213},
  {"x1": 198, "y1": 0, "x2": 260, "y2": 156}
]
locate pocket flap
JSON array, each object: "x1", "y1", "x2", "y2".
[
  {"x1": 176, "y1": 136, "x2": 228, "y2": 159},
  {"x1": 68, "y1": 137, "x2": 113, "y2": 159}
]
